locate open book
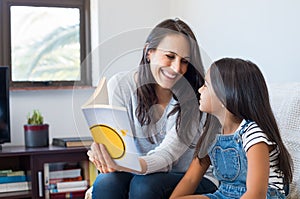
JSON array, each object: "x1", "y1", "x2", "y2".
[{"x1": 81, "y1": 77, "x2": 141, "y2": 172}]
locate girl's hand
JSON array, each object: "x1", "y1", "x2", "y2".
[
  {"x1": 87, "y1": 142, "x2": 117, "y2": 173},
  {"x1": 170, "y1": 156, "x2": 210, "y2": 199}
]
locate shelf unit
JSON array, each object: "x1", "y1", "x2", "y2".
[{"x1": 0, "y1": 145, "x2": 90, "y2": 199}]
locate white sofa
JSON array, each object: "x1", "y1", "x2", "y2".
[
  {"x1": 85, "y1": 83, "x2": 300, "y2": 199},
  {"x1": 269, "y1": 83, "x2": 300, "y2": 199}
]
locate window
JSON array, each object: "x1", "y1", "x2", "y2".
[{"x1": 0, "y1": 0, "x2": 91, "y2": 88}]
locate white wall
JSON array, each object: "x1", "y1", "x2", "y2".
[
  {"x1": 9, "y1": 89, "x2": 94, "y2": 146},
  {"x1": 171, "y1": 0, "x2": 300, "y2": 83},
  {"x1": 90, "y1": 0, "x2": 172, "y2": 84},
  {"x1": 6, "y1": 0, "x2": 299, "y2": 146}
]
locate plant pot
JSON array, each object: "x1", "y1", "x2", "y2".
[{"x1": 24, "y1": 124, "x2": 49, "y2": 147}]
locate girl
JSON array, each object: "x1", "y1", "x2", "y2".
[
  {"x1": 170, "y1": 58, "x2": 293, "y2": 199},
  {"x1": 87, "y1": 18, "x2": 218, "y2": 199}
]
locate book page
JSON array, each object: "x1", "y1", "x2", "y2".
[{"x1": 82, "y1": 77, "x2": 108, "y2": 108}]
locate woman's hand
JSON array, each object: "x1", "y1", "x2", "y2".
[
  {"x1": 87, "y1": 142, "x2": 146, "y2": 174},
  {"x1": 87, "y1": 142, "x2": 117, "y2": 173}
]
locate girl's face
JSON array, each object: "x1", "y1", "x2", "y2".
[
  {"x1": 147, "y1": 34, "x2": 190, "y2": 89},
  {"x1": 198, "y1": 69, "x2": 223, "y2": 115}
]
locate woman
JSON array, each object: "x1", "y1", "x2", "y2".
[{"x1": 87, "y1": 18, "x2": 218, "y2": 199}]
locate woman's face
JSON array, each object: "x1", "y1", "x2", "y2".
[
  {"x1": 147, "y1": 34, "x2": 190, "y2": 89},
  {"x1": 198, "y1": 68, "x2": 223, "y2": 115}
]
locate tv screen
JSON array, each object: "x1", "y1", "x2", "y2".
[{"x1": 0, "y1": 66, "x2": 10, "y2": 146}]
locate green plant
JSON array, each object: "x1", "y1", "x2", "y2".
[{"x1": 27, "y1": 110, "x2": 44, "y2": 125}]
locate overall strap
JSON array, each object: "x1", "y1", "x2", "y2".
[{"x1": 238, "y1": 120, "x2": 252, "y2": 136}]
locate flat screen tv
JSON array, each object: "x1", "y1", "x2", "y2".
[{"x1": 0, "y1": 66, "x2": 10, "y2": 148}]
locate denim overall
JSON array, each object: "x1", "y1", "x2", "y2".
[{"x1": 204, "y1": 120, "x2": 285, "y2": 199}]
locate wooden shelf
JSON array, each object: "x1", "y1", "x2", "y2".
[
  {"x1": 0, "y1": 145, "x2": 89, "y2": 199},
  {"x1": 0, "y1": 190, "x2": 31, "y2": 199}
]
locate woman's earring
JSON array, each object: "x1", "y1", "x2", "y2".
[
  {"x1": 146, "y1": 58, "x2": 150, "y2": 63},
  {"x1": 221, "y1": 104, "x2": 225, "y2": 108}
]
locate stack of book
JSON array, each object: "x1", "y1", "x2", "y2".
[
  {"x1": 52, "y1": 137, "x2": 93, "y2": 148},
  {"x1": 45, "y1": 165, "x2": 88, "y2": 199},
  {"x1": 0, "y1": 169, "x2": 31, "y2": 193}
]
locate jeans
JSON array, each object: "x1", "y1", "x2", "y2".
[
  {"x1": 205, "y1": 186, "x2": 285, "y2": 199},
  {"x1": 92, "y1": 172, "x2": 217, "y2": 199}
]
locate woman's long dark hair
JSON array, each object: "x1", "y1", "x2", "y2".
[
  {"x1": 197, "y1": 58, "x2": 293, "y2": 185},
  {"x1": 136, "y1": 18, "x2": 205, "y2": 145}
]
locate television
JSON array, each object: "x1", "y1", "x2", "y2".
[{"x1": 0, "y1": 66, "x2": 10, "y2": 149}]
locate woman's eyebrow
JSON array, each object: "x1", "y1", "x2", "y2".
[{"x1": 163, "y1": 50, "x2": 191, "y2": 60}]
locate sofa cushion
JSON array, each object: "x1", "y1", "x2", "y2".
[{"x1": 269, "y1": 83, "x2": 300, "y2": 198}]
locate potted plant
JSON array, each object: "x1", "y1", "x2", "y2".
[{"x1": 24, "y1": 110, "x2": 49, "y2": 147}]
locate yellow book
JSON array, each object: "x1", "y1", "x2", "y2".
[{"x1": 81, "y1": 77, "x2": 141, "y2": 172}]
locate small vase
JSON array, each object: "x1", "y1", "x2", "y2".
[{"x1": 24, "y1": 124, "x2": 49, "y2": 147}]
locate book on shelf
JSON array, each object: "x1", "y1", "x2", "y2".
[
  {"x1": 49, "y1": 185, "x2": 88, "y2": 193},
  {"x1": 52, "y1": 136, "x2": 93, "y2": 147},
  {"x1": 48, "y1": 180, "x2": 88, "y2": 190},
  {"x1": 49, "y1": 168, "x2": 81, "y2": 179},
  {"x1": 44, "y1": 162, "x2": 88, "y2": 199},
  {"x1": 49, "y1": 176, "x2": 83, "y2": 185},
  {"x1": 56, "y1": 180, "x2": 88, "y2": 189},
  {"x1": 0, "y1": 181, "x2": 31, "y2": 193},
  {"x1": 0, "y1": 170, "x2": 25, "y2": 176},
  {"x1": 50, "y1": 190, "x2": 86, "y2": 199},
  {"x1": 0, "y1": 169, "x2": 12, "y2": 174},
  {"x1": 81, "y1": 77, "x2": 141, "y2": 172},
  {"x1": 0, "y1": 175, "x2": 27, "y2": 184},
  {"x1": 44, "y1": 163, "x2": 50, "y2": 199}
]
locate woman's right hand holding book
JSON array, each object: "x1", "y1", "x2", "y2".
[
  {"x1": 87, "y1": 142, "x2": 116, "y2": 173},
  {"x1": 87, "y1": 142, "x2": 146, "y2": 174}
]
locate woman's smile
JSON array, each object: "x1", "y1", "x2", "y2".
[{"x1": 161, "y1": 68, "x2": 178, "y2": 79}]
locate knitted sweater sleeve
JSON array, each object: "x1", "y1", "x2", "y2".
[{"x1": 141, "y1": 125, "x2": 196, "y2": 174}]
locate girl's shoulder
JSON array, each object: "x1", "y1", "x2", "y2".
[
  {"x1": 240, "y1": 120, "x2": 259, "y2": 133},
  {"x1": 240, "y1": 120, "x2": 275, "y2": 152}
]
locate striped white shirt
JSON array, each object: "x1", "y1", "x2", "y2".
[{"x1": 241, "y1": 121, "x2": 285, "y2": 193}]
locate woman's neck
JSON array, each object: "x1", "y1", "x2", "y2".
[
  {"x1": 155, "y1": 85, "x2": 172, "y2": 108},
  {"x1": 146, "y1": 85, "x2": 172, "y2": 123}
]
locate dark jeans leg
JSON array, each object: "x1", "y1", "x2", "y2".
[
  {"x1": 92, "y1": 172, "x2": 133, "y2": 199},
  {"x1": 194, "y1": 177, "x2": 218, "y2": 194},
  {"x1": 129, "y1": 172, "x2": 217, "y2": 199}
]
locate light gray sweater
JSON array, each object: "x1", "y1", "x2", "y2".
[
  {"x1": 107, "y1": 69, "x2": 199, "y2": 173},
  {"x1": 107, "y1": 69, "x2": 218, "y2": 188}
]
